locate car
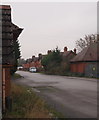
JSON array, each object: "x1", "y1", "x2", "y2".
[
  {"x1": 29, "y1": 67, "x2": 37, "y2": 73},
  {"x1": 17, "y1": 66, "x2": 23, "y2": 70}
]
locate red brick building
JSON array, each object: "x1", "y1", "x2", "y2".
[
  {"x1": 70, "y1": 42, "x2": 99, "y2": 77},
  {"x1": 22, "y1": 47, "x2": 76, "y2": 72},
  {"x1": 22, "y1": 54, "x2": 42, "y2": 71},
  {"x1": 1, "y1": 5, "x2": 23, "y2": 112}
]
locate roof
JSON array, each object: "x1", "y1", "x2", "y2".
[
  {"x1": 61, "y1": 50, "x2": 76, "y2": 57},
  {"x1": 71, "y1": 42, "x2": 99, "y2": 62},
  {"x1": 11, "y1": 23, "x2": 23, "y2": 39},
  {"x1": 63, "y1": 50, "x2": 75, "y2": 56},
  {"x1": 11, "y1": 23, "x2": 23, "y2": 32},
  {"x1": 0, "y1": 5, "x2": 11, "y2": 9}
]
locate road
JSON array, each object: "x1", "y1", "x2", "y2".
[{"x1": 15, "y1": 71, "x2": 97, "y2": 118}]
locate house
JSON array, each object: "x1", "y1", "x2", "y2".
[
  {"x1": 22, "y1": 54, "x2": 43, "y2": 71},
  {"x1": 22, "y1": 63, "x2": 30, "y2": 71},
  {"x1": 62, "y1": 47, "x2": 76, "y2": 60},
  {"x1": 60, "y1": 47, "x2": 77, "y2": 71},
  {"x1": 70, "y1": 42, "x2": 99, "y2": 77},
  {"x1": 1, "y1": 5, "x2": 23, "y2": 112},
  {"x1": 46, "y1": 47, "x2": 76, "y2": 61},
  {"x1": 30, "y1": 60, "x2": 42, "y2": 69},
  {"x1": 22, "y1": 47, "x2": 76, "y2": 72}
]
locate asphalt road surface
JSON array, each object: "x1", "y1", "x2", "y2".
[{"x1": 15, "y1": 71, "x2": 97, "y2": 118}]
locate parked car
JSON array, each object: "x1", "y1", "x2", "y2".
[
  {"x1": 17, "y1": 66, "x2": 23, "y2": 70},
  {"x1": 29, "y1": 67, "x2": 37, "y2": 73}
]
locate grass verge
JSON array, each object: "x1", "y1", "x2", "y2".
[
  {"x1": 3, "y1": 82, "x2": 63, "y2": 118},
  {"x1": 11, "y1": 73, "x2": 22, "y2": 80}
]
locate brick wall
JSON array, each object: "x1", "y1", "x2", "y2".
[{"x1": 70, "y1": 62, "x2": 87, "y2": 73}]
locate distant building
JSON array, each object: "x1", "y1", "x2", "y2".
[
  {"x1": 22, "y1": 47, "x2": 76, "y2": 72},
  {"x1": 70, "y1": 42, "x2": 99, "y2": 77},
  {"x1": 61, "y1": 47, "x2": 76, "y2": 61},
  {"x1": 60, "y1": 47, "x2": 76, "y2": 71},
  {"x1": 18, "y1": 58, "x2": 26, "y2": 66},
  {"x1": 22, "y1": 63, "x2": 30, "y2": 71},
  {"x1": 22, "y1": 54, "x2": 43, "y2": 71}
]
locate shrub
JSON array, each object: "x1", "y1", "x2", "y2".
[{"x1": 41, "y1": 47, "x2": 62, "y2": 72}]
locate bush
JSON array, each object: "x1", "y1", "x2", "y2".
[{"x1": 41, "y1": 47, "x2": 62, "y2": 72}]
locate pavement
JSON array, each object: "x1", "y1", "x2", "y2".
[{"x1": 15, "y1": 71, "x2": 97, "y2": 118}]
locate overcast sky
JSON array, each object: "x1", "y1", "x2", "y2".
[{"x1": 2, "y1": 2, "x2": 97, "y2": 59}]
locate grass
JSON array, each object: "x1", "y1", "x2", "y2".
[
  {"x1": 11, "y1": 73, "x2": 22, "y2": 80},
  {"x1": 3, "y1": 82, "x2": 51, "y2": 118},
  {"x1": 3, "y1": 82, "x2": 63, "y2": 118}
]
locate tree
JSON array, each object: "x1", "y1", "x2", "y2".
[
  {"x1": 41, "y1": 47, "x2": 62, "y2": 72},
  {"x1": 11, "y1": 39, "x2": 21, "y2": 74},
  {"x1": 76, "y1": 34, "x2": 99, "y2": 52}
]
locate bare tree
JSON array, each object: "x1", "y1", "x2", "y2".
[{"x1": 76, "y1": 34, "x2": 99, "y2": 52}]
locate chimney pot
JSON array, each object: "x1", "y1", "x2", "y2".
[
  {"x1": 64, "y1": 47, "x2": 67, "y2": 52},
  {"x1": 74, "y1": 48, "x2": 76, "y2": 54},
  {"x1": 47, "y1": 50, "x2": 51, "y2": 54}
]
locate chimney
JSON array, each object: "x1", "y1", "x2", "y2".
[
  {"x1": 47, "y1": 50, "x2": 51, "y2": 54},
  {"x1": 74, "y1": 48, "x2": 76, "y2": 54},
  {"x1": 64, "y1": 47, "x2": 67, "y2": 52},
  {"x1": 32, "y1": 56, "x2": 35, "y2": 61},
  {"x1": 38, "y1": 53, "x2": 42, "y2": 60}
]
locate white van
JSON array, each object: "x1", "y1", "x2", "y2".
[{"x1": 29, "y1": 67, "x2": 37, "y2": 72}]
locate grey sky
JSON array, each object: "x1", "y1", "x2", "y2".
[{"x1": 2, "y1": 2, "x2": 97, "y2": 59}]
